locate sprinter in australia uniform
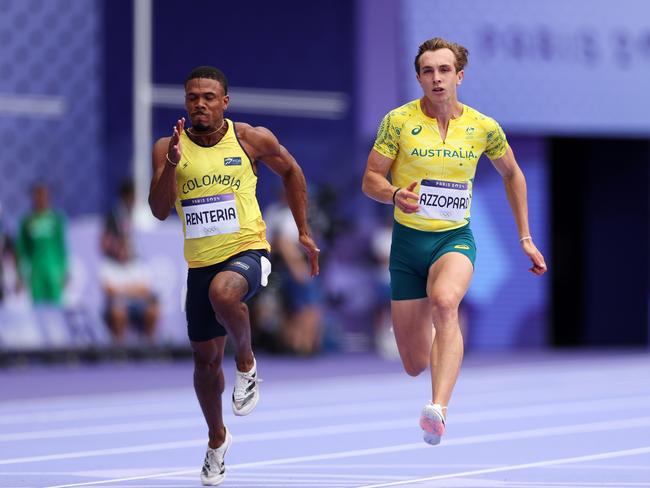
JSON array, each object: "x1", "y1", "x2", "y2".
[{"x1": 362, "y1": 38, "x2": 546, "y2": 446}]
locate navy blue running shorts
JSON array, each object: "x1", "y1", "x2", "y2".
[{"x1": 185, "y1": 249, "x2": 271, "y2": 342}]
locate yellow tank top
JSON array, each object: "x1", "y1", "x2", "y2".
[
  {"x1": 373, "y1": 100, "x2": 509, "y2": 232},
  {"x1": 174, "y1": 120, "x2": 270, "y2": 268}
]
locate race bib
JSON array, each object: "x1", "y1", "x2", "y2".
[
  {"x1": 417, "y1": 179, "x2": 470, "y2": 221},
  {"x1": 181, "y1": 193, "x2": 240, "y2": 239}
]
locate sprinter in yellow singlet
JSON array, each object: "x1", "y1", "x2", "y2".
[
  {"x1": 362, "y1": 38, "x2": 547, "y2": 446},
  {"x1": 149, "y1": 66, "x2": 319, "y2": 486}
]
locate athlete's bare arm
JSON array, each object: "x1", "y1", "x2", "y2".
[
  {"x1": 490, "y1": 146, "x2": 547, "y2": 276},
  {"x1": 236, "y1": 122, "x2": 320, "y2": 277},
  {"x1": 149, "y1": 117, "x2": 185, "y2": 220},
  {"x1": 362, "y1": 149, "x2": 419, "y2": 213}
]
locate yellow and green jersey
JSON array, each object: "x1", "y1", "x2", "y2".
[
  {"x1": 373, "y1": 99, "x2": 509, "y2": 232},
  {"x1": 174, "y1": 120, "x2": 270, "y2": 268}
]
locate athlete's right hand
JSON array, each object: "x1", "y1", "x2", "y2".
[
  {"x1": 394, "y1": 181, "x2": 419, "y2": 213},
  {"x1": 521, "y1": 239, "x2": 547, "y2": 276},
  {"x1": 167, "y1": 117, "x2": 185, "y2": 165},
  {"x1": 299, "y1": 233, "x2": 320, "y2": 277}
]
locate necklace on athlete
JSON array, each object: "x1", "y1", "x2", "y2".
[{"x1": 188, "y1": 119, "x2": 225, "y2": 137}]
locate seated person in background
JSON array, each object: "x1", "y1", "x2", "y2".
[
  {"x1": 99, "y1": 239, "x2": 159, "y2": 345},
  {"x1": 370, "y1": 211, "x2": 399, "y2": 359},
  {"x1": 265, "y1": 198, "x2": 323, "y2": 356},
  {"x1": 101, "y1": 181, "x2": 135, "y2": 260},
  {"x1": 100, "y1": 181, "x2": 159, "y2": 344},
  {"x1": 0, "y1": 202, "x2": 17, "y2": 303}
]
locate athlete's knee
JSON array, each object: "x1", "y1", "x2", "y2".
[
  {"x1": 428, "y1": 292, "x2": 460, "y2": 323},
  {"x1": 402, "y1": 355, "x2": 429, "y2": 377},
  {"x1": 193, "y1": 360, "x2": 225, "y2": 392},
  {"x1": 193, "y1": 353, "x2": 217, "y2": 371},
  {"x1": 192, "y1": 345, "x2": 224, "y2": 369},
  {"x1": 209, "y1": 284, "x2": 242, "y2": 312}
]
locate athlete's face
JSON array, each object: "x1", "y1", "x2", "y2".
[
  {"x1": 184, "y1": 78, "x2": 229, "y2": 131},
  {"x1": 416, "y1": 49, "x2": 463, "y2": 103}
]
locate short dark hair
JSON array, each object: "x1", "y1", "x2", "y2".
[
  {"x1": 185, "y1": 66, "x2": 228, "y2": 95},
  {"x1": 414, "y1": 37, "x2": 469, "y2": 74}
]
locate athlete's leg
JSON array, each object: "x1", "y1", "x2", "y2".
[
  {"x1": 391, "y1": 298, "x2": 434, "y2": 376},
  {"x1": 426, "y1": 252, "x2": 473, "y2": 407},
  {"x1": 191, "y1": 336, "x2": 227, "y2": 449},
  {"x1": 208, "y1": 271, "x2": 254, "y2": 372}
]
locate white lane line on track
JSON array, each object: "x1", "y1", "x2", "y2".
[
  {"x1": 7, "y1": 415, "x2": 650, "y2": 466},
  {"x1": 0, "y1": 388, "x2": 193, "y2": 411},
  {"x1": 0, "y1": 418, "x2": 202, "y2": 442},
  {"x1": 4, "y1": 393, "x2": 650, "y2": 442},
  {"x1": 256, "y1": 462, "x2": 650, "y2": 471},
  {"x1": 0, "y1": 403, "x2": 194, "y2": 426},
  {"x1": 37, "y1": 417, "x2": 650, "y2": 488},
  {"x1": 4, "y1": 369, "x2": 649, "y2": 426},
  {"x1": 4, "y1": 355, "x2": 649, "y2": 414},
  {"x1": 355, "y1": 446, "x2": 650, "y2": 487},
  {"x1": 0, "y1": 371, "x2": 406, "y2": 411}
]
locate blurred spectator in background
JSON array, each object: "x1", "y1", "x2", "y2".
[
  {"x1": 264, "y1": 195, "x2": 323, "y2": 356},
  {"x1": 16, "y1": 183, "x2": 68, "y2": 305},
  {"x1": 369, "y1": 209, "x2": 398, "y2": 359},
  {"x1": 101, "y1": 181, "x2": 136, "y2": 260},
  {"x1": 0, "y1": 202, "x2": 17, "y2": 303},
  {"x1": 100, "y1": 181, "x2": 159, "y2": 345}
]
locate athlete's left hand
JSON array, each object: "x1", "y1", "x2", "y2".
[
  {"x1": 395, "y1": 181, "x2": 420, "y2": 214},
  {"x1": 299, "y1": 233, "x2": 320, "y2": 277},
  {"x1": 521, "y1": 239, "x2": 547, "y2": 276}
]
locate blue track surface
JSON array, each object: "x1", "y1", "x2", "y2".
[{"x1": 1, "y1": 351, "x2": 650, "y2": 487}]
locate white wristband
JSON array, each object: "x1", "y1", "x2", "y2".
[
  {"x1": 166, "y1": 153, "x2": 178, "y2": 167},
  {"x1": 519, "y1": 235, "x2": 532, "y2": 243}
]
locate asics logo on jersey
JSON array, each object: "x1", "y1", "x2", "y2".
[{"x1": 411, "y1": 125, "x2": 422, "y2": 135}]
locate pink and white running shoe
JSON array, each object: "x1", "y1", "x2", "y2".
[{"x1": 419, "y1": 403, "x2": 446, "y2": 445}]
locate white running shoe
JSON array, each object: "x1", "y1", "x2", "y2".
[
  {"x1": 419, "y1": 403, "x2": 446, "y2": 445},
  {"x1": 200, "y1": 427, "x2": 232, "y2": 486},
  {"x1": 232, "y1": 358, "x2": 260, "y2": 416}
]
